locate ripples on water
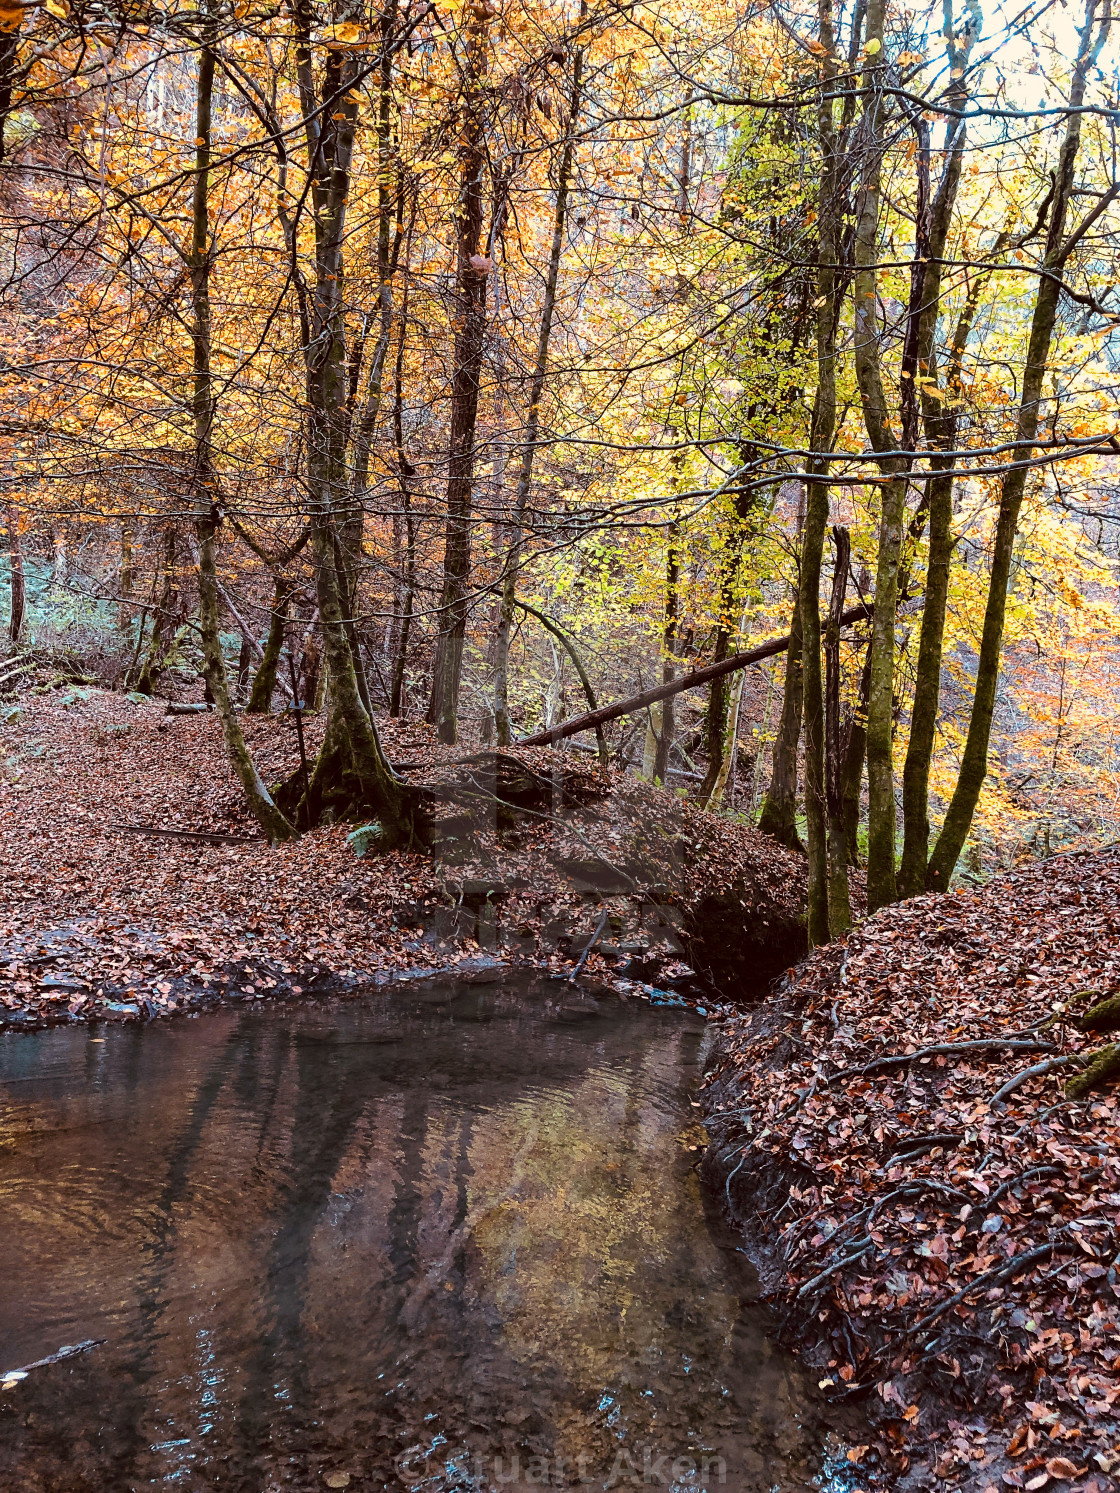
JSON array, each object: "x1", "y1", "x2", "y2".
[{"x1": 0, "y1": 976, "x2": 862, "y2": 1492}]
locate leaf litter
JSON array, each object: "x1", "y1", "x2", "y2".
[{"x1": 703, "y1": 851, "x2": 1120, "y2": 1492}]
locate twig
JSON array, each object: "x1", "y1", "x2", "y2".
[
  {"x1": 569, "y1": 907, "x2": 609, "y2": 981},
  {"x1": 2, "y1": 1339, "x2": 105, "y2": 1383},
  {"x1": 827, "y1": 1038, "x2": 1057, "y2": 1086},
  {"x1": 797, "y1": 1241, "x2": 873, "y2": 1298},
  {"x1": 989, "y1": 1054, "x2": 1083, "y2": 1107}
]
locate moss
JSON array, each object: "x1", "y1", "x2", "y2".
[
  {"x1": 1065, "y1": 1044, "x2": 1120, "y2": 1100},
  {"x1": 1077, "y1": 995, "x2": 1120, "y2": 1034}
]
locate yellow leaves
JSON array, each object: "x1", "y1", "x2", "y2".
[
  {"x1": 44, "y1": 0, "x2": 68, "y2": 17},
  {"x1": 0, "y1": 3, "x2": 23, "y2": 34},
  {"x1": 321, "y1": 20, "x2": 363, "y2": 48},
  {"x1": 864, "y1": 37, "x2": 881, "y2": 56}
]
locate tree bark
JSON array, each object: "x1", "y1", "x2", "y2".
[
  {"x1": 428, "y1": 13, "x2": 490, "y2": 743},
  {"x1": 799, "y1": 0, "x2": 841, "y2": 946},
  {"x1": 852, "y1": 0, "x2": 908, "y2": 911},
  {"x1": 5, "y1": 499, "x2": 24, "y2": 643},
  {"x1": 493, "y1": 39, "x2": 584, "y2": 747},
  {"x1": 189, "y1": 15, "x2": 294, "y2": 844},
  {"x1": 247, "y1": 578, "x2": 291, "y2": 713},
  {"x1": 824, "y1": 525, "x2": 851, "y2": 934},
  {"x1": 652, "y1": 530, "x2": 679, "y2": 785},
  {"x1": 281, "y1": 0, "x2": 414, "y2": 840},
  {"x1": 896, "y1": 10, "x2": 981, "y2": 895},
  {"x1": 757, "y1": 585, "x2": 804, "y2": 851}
]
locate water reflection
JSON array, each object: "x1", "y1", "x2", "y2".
[{"x1": 0, "y1": 977, "x2": 854, "y2": 1491}]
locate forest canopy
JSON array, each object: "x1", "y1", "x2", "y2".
[{"x1": 2, "y1": 0, "x2": 1120, "y2": 942}]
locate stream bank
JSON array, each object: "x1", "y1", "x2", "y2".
[
  {"x1": 1, "y1": 686, "x2": 806, "y2": 1032},
  {"x1": 700, "y1": 849, "x2": 1120, "y2": 1493}
]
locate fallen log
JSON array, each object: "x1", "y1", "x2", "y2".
[{"x1": 519, "y1": 602, "x2": 873, "y2": 746}]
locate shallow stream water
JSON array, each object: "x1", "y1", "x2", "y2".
[{"x1": 0, "y1": 976, "x2": 859, "y2": 1492}]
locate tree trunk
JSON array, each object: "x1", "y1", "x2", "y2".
[
  {"x1": 852, "y1": 0, "x2": 909, "y2": 911},
  {"x1": 283, "y1": 1, "x2": 414, "y2": 838},
  {"x1": 840, "y1": 634, "x2": 871, "y2": 863},
  {"x1": 188, "y1": 14, "x2": 294, "y2": 844},
  {"x1": 699, "y1": 488, "x2": 753, "y2": 805},
  {"x1": 493, "y1": 41, "x2": 584, "y2": 747},
  {"x1": 428, "y1": 14, "x2": 489, "y2": 744},
  {"x1": 247, "y1": 578, "x2": 290, "y2": 713},
  {"x1": 652, "y1": 531, "x2": 678, "y2": 785},
  {"x1": 927, "y1": 0, "x2": 1108, "y2": 890},
  {"x1": 5, "y1": 499, "x2": 24, "y2": 644},
  {"x1": 756, "y1": 585, "x2": 804, "y2": 851},
  {"x1": 798, "y1": 0, "x2": 841, "y2": 946},
  {"x1": 118, "y1": 519, "x2": 133, "y2": 629},
  {"x1": 824, "y1": 526, "x2": 851, "y2": 934},
  {"x1": 894, "y1": 23, "x2": 981, "y2": 896},
  {"x1": 388, "y1": 247, "x2": 415, "y2": 718}
]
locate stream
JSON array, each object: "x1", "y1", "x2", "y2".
[{"x1": 0, "y1": 974, "x2": 862, "y2": 1492}]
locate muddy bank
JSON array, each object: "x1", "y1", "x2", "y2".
[
  {"x1": 700, "y1": 850, "x2": 1120, "y2": 1493},
  {"x1": 1, "y1": 687, "x2": 807, "y2": 1032}
]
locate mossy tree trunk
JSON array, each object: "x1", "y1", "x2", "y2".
[
  {"x1": 852, "y1": 0, "x2": 910, "y2": 912},
  {"x1": 188, "y1": 12, "x2": 294, "y2": 844},
  {"x1": 247, "y1": 577, "x2": 291, "y2": 713},
  {"x1": 896, "y1": 20, "x2": 980, "y2": 896},
  {"x1": 757, "y1": 583, "x2": 804, "y2": 851},
  {"x1": 428, "y1": 12, "x2": 490, "y2": 744},
  {"x1": 798, "y1": 0, "x2": 841, "y2": 947},
  {"x1": 926, "y1": 0, "x2": 1109, "y2": 890},
  {"x1": 280, "y1": 0, "x2": 415, "y2": 841},
  {"x1": 824, "y1": 525, "x2": 851, "y2": 934}
]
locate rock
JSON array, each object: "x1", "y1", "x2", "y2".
[
  {"x1": 101, "y1": 1001, "x2": 140, "y2": 1017},
  {"x1": 38, "y1": 975, "x2": 84, "y2": 992},
  {"x1": 455, "y1": 878, "x2": 509, "y2": 903},
  {"x1": 556, "y1": 856, "x2": 633, "y2": 894}
]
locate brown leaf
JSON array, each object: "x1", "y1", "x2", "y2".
[{"x1": 1044, "y1": 1459, "x2": 1086, "y2": 1481}]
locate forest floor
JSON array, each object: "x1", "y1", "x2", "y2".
[
  {"x1": 0, "y1": 678, "x2": 805, "y2": 1030},
  {"x1": 702, "y1": 850, "x2": 1120, "y2": 1493},
  {"x1": 4, "y1": 676, "x2": 1118, "y2": 1493}
]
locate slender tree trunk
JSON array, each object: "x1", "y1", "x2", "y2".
[
  {"x1": 5, "y1": 499, "x2": 24, "y2": 643},
  {"x1": 652, "y1": 530, "x2": 678, "y2": 785},
  {"x1": 248, "y1": 577, "x2": 290, "y2": 713},
  {"x1": 757, "y1": 583, "x2": 804, "y2": 850},
  {"x1": 852, "y1": 0, "x2": 908, "y2": 911},
  {"x1": 493, "y1": 40, "x2": 584, "y2": 746},
  {"x1": 927, "y1": 0, "x2": 1108, "y2": 889},
  {"x1": 282, "y1": 0, "x2": 412, "y2": 838},
  {"x1": 188, "y1": 16, "x2": 294, "y2": 843},
  {"x1": 799, "y1": 0, "x2": 841, "y2": 947},
  {"x1": 894, "y1": 22, "x2": 980, "y2": 895},
  {"x1": 388, "y1": 245, "x2": 415, "y2": 718},
  {"x1": 118, "y1": 518, "x2": 133, "y2": 629},
  {"x1": 428, "y1": 14, "x2": 490, "y2": 743},
  {"x1": 840, "y1": 634, "x2": 871, "y2": 862},
  {"x1": 824, "y1": 525, "x2": 851, "y2": 933},
  {"x1": 699, "y1": 488, "x2": 753, "y2": 805}
]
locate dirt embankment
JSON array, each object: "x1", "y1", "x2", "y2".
[
  {"x1": 702, "y1": 851, "x2": 1120, "y2": 1493},
  {"x1": 0, "y1": 685, "x2": 807, "y2": 1029}
]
